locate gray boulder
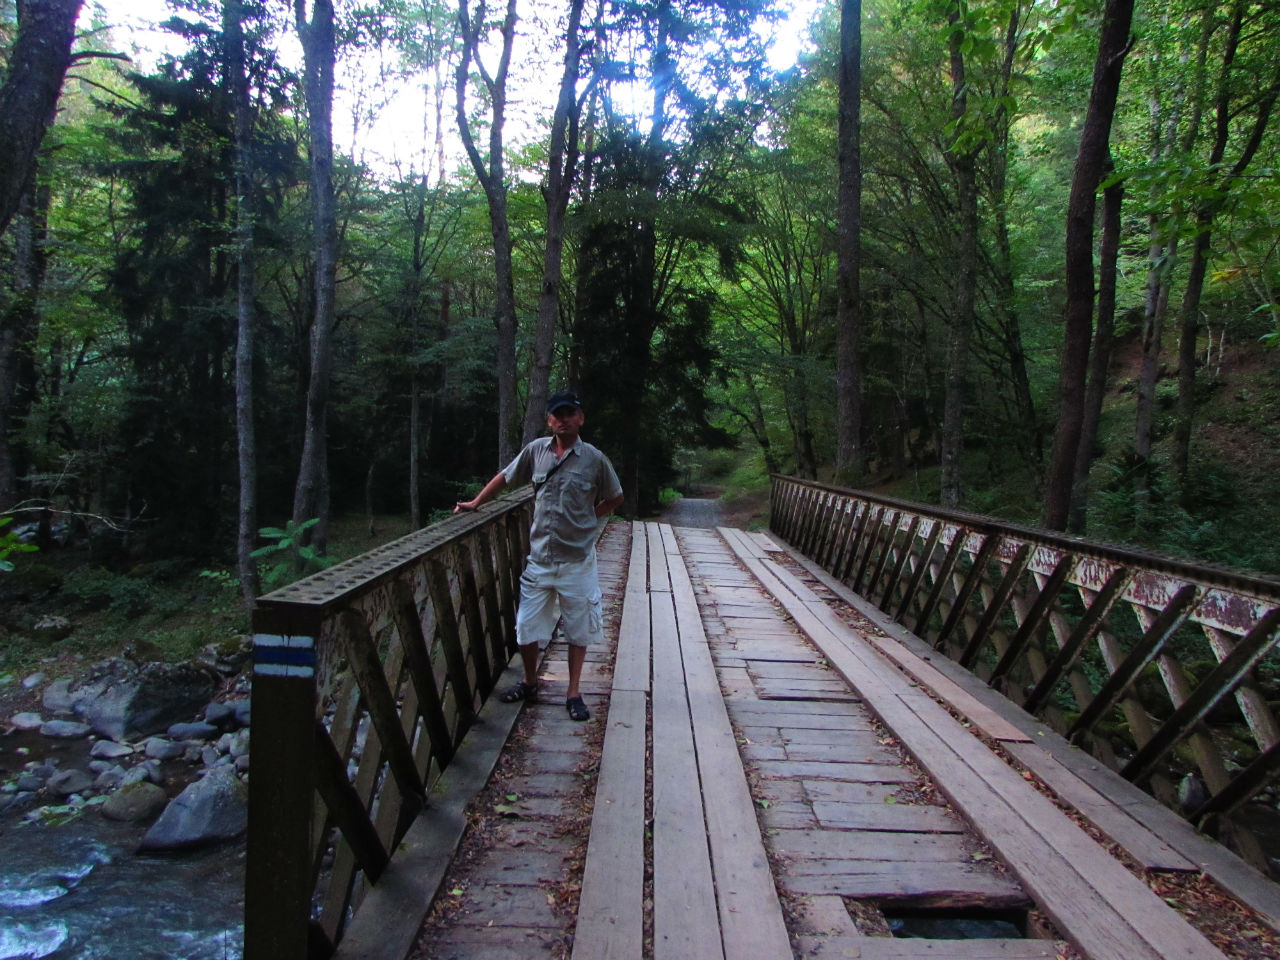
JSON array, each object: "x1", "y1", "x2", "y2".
[
  {"x1": 139, "y1": 767, "x2": 247, "y2": 850},
  {"x1": 76, "y1": 658, "x2": 220, "y2": 741},
  {"x1": 102, "y1": 781, "x2": 168, "y2": 822}
]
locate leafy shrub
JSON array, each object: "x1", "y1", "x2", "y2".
[
  {"x1": 60, "y1": 566, "x2": 155, "y2": 618},
  {"x1": 253, "y1": 518, "x2": 337, "y2": 591},
  {"x1": 0, "y1": 560, "x2": 62, "y2": 602},
  {"x1": 0, "y1": 516, "x2": 38, "y2": 573}
]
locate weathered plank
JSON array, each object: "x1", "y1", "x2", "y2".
[
  {"x1": 572, "y1": 689, "x2": 647, "y2": 960},
  {"x1": 780, "y1": 864, "x2": 1029, "y2": 906},
  {"x1": 664, "y1": 527, "x2": 793, "y2": 960},
  {"x1": 768, "y1": 828, "x2": 973, "y2": 862},
  {"x1": 612, "y1": 523, "x2": 651, "y2": 693},
  {"x1": 809, "y1": 801, "x2": 965, "y2": 833},
  {"x1": 650, "y1": 580, "x2": 722, "y2": 960}
]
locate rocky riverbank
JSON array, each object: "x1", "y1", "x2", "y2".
[{"x1": 0, "y1": 645, "x2": 254, "y2": 958}]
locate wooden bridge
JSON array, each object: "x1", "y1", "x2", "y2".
[{"x1": 243, "y1": 477, "x2": 1280, "y2": 960}]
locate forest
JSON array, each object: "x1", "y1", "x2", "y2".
[{"x1": 1, "y1": 0, "x2": 1279, "y2": 633}]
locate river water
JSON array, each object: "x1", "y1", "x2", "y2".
[{"x1": 0, "y1": 815, "x2": 243, "y2": 960}]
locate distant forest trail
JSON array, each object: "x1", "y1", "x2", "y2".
[{"x1": 657, "y1": 496, "x2": 725, "y2": 528}]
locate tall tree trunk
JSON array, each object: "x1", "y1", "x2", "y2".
[
  {"x1": 521, "y1": 0, "x2": 587, "y2": 445},
  {"x1": 834, "y1": 0, "x2": 863, "y2": 478},
  {"x1": 1134, "y1": 233, "x2": 1172, "y2": 465},
  {"x1": 0, "y1": 182, "x2": 47, "y2": 510},
  {"x1": 990, "y1": 6, "x2": 1039, "y2": 479},
  {"x1": 291, "y1": 0, "x2": 338, "y2": 555},
  {"x1": 0, "y1": 0, "x2": 82, "y2": 237},
  {"x1": 939, "y1": 4, "x2": 980, "y2": 509},
  {"x1": 1134, "y1": 78, "x2": 1185, "y2": 493},
  {"x1": 1071, "y1": 166, "x2": 1123, "y2": 532},
  {"x1": 226, "y1": 0, "x2": 260, "y2": 605},
  {"x1": 1042, "y1": 0, "x2": 1134, "y2": 531},
  {"x1": 456, "y1": 0, "x2": 519, "y2": 466}
]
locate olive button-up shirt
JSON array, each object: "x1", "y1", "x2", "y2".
[{"x1": 503, "y1": 437, "x2": 623, "y2": 564}]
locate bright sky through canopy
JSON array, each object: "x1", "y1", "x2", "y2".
[{"x1": 82, "y1": 0, "x2": 822, "y2": 174}]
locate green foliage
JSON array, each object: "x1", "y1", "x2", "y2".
[
  {"x1": 657, "y1": 487, "x2": 683, "y2": 506},
  {"x1": 0, "y1": 518, "x2": 38, "y2": 573},
  {"x1": 252, "y1": 518, "x2": 337, "y2": 591},
  {"x1": 60, "y1": 566, "x2": 156, "y2": 618}
]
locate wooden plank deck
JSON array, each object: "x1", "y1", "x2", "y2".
[{"x1": 402, "y1": 520, "x2": 1280, "y2": 960}]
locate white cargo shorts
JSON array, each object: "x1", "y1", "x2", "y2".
[{"x1": 515, "y1": 554, "x2": 603, "y2": 648}]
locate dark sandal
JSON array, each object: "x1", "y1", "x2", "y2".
[
  {"x1": 565, "y1": 696, "x2": 589, "y2": 722},
  {"x1": 500, "y1": 681, "x2": 538, "y2": 704}
]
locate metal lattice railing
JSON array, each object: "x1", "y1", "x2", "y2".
[
  {"x1": 770, "y1": 475, "x2": 1280, "y2": 869},
  {"x1": 244, "y1": 490, "x2": 532, "y2": 959}
]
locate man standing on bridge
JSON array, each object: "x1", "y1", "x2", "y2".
[{"x1": 454, "y1": 391, "x2": 624, "y2": 721}]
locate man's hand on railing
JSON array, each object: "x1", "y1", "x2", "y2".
[{"x1": 454, "y1": 471, "x2": 509, "y2": 514}]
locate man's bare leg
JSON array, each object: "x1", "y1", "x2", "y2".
[
  {"x1": 520, "y1": 641, "x2": 540, "y2": 686},
  {"x1": 566, "y1": 643, "x2": 586, "y2": 700}
]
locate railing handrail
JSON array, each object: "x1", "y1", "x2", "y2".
[
  {"x1": 245, "y1": 489, "x2": 533, "y2": 959},
  {"x1": 772, "y1": 475, "x2": 1280, "y2": 601}
]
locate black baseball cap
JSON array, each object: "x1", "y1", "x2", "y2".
[{"x1": 546, "y1": 391, "x2": 583, "y2": 415}]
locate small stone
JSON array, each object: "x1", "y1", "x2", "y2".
[
  {"x1": 215, "y1": 733, "x2": 233, "y2": 754},
  {"x1": 40, "y1": 719, "x2": 92, "y2": 739},
  {"x1": 101, "y1": 781, "x2": 168, "y2": 822},
  {"x1": 234, "y1": 755, "x2": 251, "y2": 774},
  {"x1": 22, "y1": 671, "x2": 46, "y2": 689},
  {"x1": 89, "y1": 740, "x2": 134, "y2": 760},
  {"x1": 16, "y1": 773, "x2": 44, "y2": 792},
  {"x1": 48, "y1": 768, "x2": 95, "y2": 797},
  {"x1": 94, "y1": 767, "x2": 125, "y2": 791},
  {"x1": 232, "y1": 700, "x2": 251, "y2": 727},
  {"x1": 10, "y1": 712, "x2": 44, "y2": 731},
  {"x1": 201, "y1": 746, "x2": 220, "y2": 767},
  {"x1": 144, "y1": 738, "x2": 185, "y2": 761},
  {"x1": 121, "y1": 765, "x2": 151, "y2": 787},
  {"x1": 168, "y1": 721, "x2": 218, "y2": 741}
]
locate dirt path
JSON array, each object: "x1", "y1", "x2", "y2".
[{"x1": 657, "y1": 496, "x2": 724, "y2": 529}]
